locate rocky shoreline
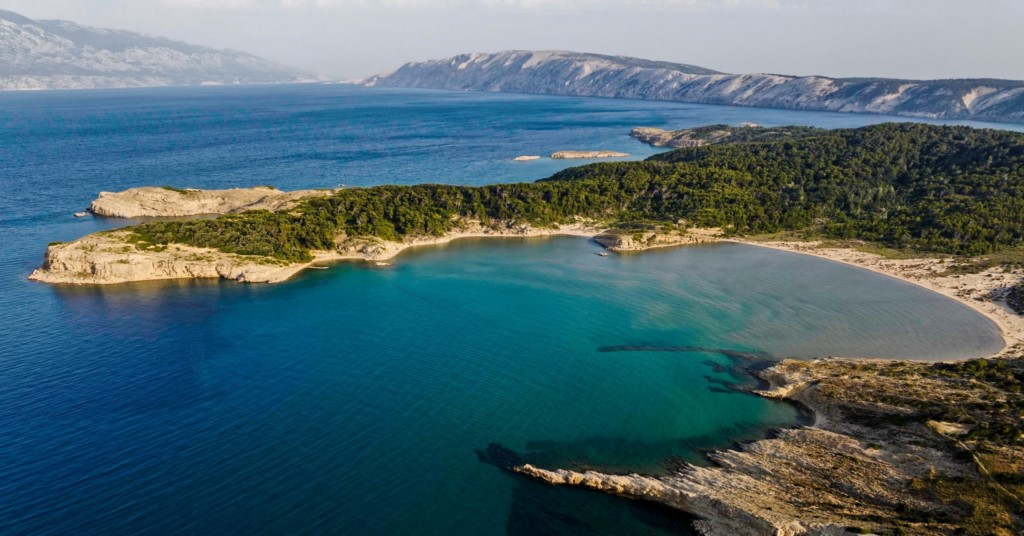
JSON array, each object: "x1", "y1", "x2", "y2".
[
  {"x1": 550, "y1": 150, "x2": 629, "y2": 159},
  {"x1": 87, "y1": 186, "x2": 332, "y2": 218},
  {"x1": 509, "y1": 356, "x2": 1024, "y2": 535},
  {"x1": 29, "y1": 217, "x2": 716, "y2": 285},
  {"x1": 32, "y1": 187, "x2": 726, "y2": 285}
]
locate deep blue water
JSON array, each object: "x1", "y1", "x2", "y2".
[{"x1": 0, "y1": 84, "x2": 1012, "y2": 534}]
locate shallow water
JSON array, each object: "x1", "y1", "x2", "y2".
[{"x1": 0, "y1": 85, "x2": 1010, "y2": 534}]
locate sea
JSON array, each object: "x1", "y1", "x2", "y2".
[{"x1": 0, "y1": 84, "x2": 1014, "y2": 534}]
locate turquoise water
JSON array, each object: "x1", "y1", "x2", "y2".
[{"x1": 0, "y1": 85, "x2": 1010, "y2": 534}]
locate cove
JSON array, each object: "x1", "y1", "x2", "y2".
[{"x1": 0, "y1": 236, "x2": 1002, "y2": 534}]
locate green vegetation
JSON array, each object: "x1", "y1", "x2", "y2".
[
  {"x1": 127, "y1": 123, "x2": 1024, "y2": 263},
  {"x1": 808, "y1": 357, "x2": 1024, "y2": 534},
  {"x1": 159, "y1": 186, "x2": 191, "y2": 194}
]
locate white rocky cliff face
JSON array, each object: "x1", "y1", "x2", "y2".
[
  {"x1": 362, "y1": 50, "x2": 1024, "y2": 123},
  {"x1": 0, "y1": 9, "x2": 316, "y2": 90}
]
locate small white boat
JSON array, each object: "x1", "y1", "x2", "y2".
[
  {"x1": 73, "y1": 211, "x2": 90, "y2": 218},
  {"x1": 596, "y1": 252, "x2": 609, "y2": 257}
]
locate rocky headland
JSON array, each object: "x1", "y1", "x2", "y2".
[
  {"x1": 87, "y1": 186, "x2": 332, "y2": 218},
  {"x1": 29, "y1": 230, "x2": 324, "y2": 284},
  {"x1": 510, "y1": 356, "x2": 1024, "y2": 535},
  {"x1": 594, "y1": 227, "x2": 720, "y2": 251},
  {"x1": 32, "y1": 187, "x2": 723, "y2": 285},
  {"x1": 550, "y1": 150, "x2": 629, "y2": 159},
  {"x1": 630, "y1": 124, "x2": 821, "y2": 148},
  {"x1": 31, "y1": 185, "x2": 738, "y2": 285}
]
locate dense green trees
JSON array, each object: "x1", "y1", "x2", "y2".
[{"x1": 129, "y1": 123, "x2": 1024, "y2": 261}]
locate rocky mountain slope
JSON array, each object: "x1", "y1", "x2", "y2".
[
  {"x1": 0, "y1": 9, "x2": 314, "y2": 90},
  {"x1": 362, "y1": 50, "x2": 1024, "y2": 123}
]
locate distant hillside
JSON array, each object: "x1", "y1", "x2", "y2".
[
  {"x1": 362, "y1": 50, "x2": 1024, "y2": 124},
  {"x1": 0, "y1": 9, "x2": 315, "y2": 90}
]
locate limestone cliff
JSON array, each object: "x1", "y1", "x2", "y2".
[
  {"x1": 28, "y1": 231, "x2": 317, "y2": 284},
  {"x1": 361, "y1": 50, "x2": 1024, "y2": 124}
]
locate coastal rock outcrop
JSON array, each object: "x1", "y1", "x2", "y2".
[
  {"x1": 27, "y1": 231, "x2": 320, "y2": 284},
  {"x1": 550, "y1": 150, "x2": 629, "y2": 159},
  {"x1": 629, "y1": 124, "x2": 820, "y2": 148},
  {"x1": 88, "y1": 186, "x2": 331, "y2": 218},
  {"x1": 28, "y1": 218, "x2": 610, "y2": 285},
  {"x1": 594, "y1": 229, "x2": 719, "y2": 251},
  {"x1": 509, "y1": 357, "x2": 1024, "y2": 535},
  {"x1": 361, "y1": 50, "x2": 1024, "y2": 124}
]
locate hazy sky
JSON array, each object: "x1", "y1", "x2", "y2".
[{"x1": 6, "y1": 0, "x2": 1024, "y2": 81}]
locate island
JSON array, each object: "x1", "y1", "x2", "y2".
[{"x1": 29, "y1": 122, "x2": 1024, "y2": 533}]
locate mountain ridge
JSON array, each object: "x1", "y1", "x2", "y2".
[
  {"x1": 0, "y1": 9, "x2": 316, "y2": 90},
  {"x1": 361, "y1": 50, "x2": 1024, "y2": 124}
]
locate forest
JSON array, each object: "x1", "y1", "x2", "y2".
[{"x1": 128, "y1": 123, "x2": 1024, "y2": 262}]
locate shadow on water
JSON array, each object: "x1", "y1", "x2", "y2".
[
  {"x1": 477, "y1": 444, "x2": 698, "y2": 536},
  {"x1": 477, "y1": 345, "x2": 814, "y2": 534}
]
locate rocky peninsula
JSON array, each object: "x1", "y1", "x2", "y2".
[
  {"x1": 88, "y1": 186, "x2": 332, "y2": 218},
  {"x1": 509, "y1": 355, "x2": 1024, "y2": 535},
  {"x1": 31, "y1": 187, "x2": 714, "y2": 285},
  {"x1": 629, "y1": 124, "x2": 821, "y2": 148},
  {"x1": 550, "y1": 150, "x2": 629, "y2": 159}
]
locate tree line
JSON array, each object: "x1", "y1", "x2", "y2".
[{"x1": 128, "y1": 122, "x2": 1024, "y2": 262}]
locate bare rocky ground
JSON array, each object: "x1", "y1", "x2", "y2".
[
  {"x1": 88, "y1": 186, "x2": 332, "y2": 218},
  {"x1": 512, "y1": 357, "x2": 1024, "y2": 535}
]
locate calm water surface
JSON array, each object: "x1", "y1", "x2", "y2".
[{"x1": 0, "y1": 85, "x2": 1010, "y2": 534}]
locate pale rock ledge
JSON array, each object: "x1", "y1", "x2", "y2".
[{"x1": 88, "y1": 186, "x2": 333, "y2": 218}]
